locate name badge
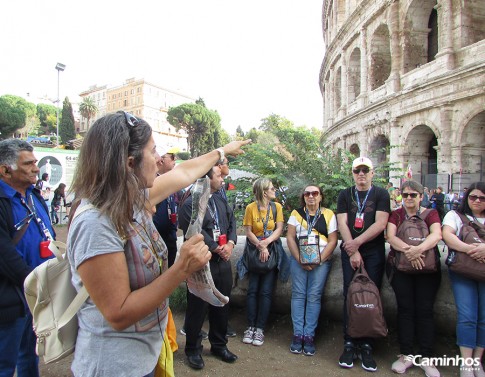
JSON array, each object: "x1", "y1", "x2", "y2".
[
  {"x1": 308, "y1": 234, "x2": 316, "y2": 244},
  {"x1": 354, "y1": 213, "x2": 364, "y2": 229},
  {"x1": 213, "y1": 228, "x2": 221, "y2": 242}
]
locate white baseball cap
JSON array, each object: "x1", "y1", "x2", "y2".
[{"x1": 352, "y1": 156, "x2": 373, "y2": 170}]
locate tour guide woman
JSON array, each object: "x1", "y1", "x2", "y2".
[
  {"x1": 386, "y1": 181, "x2": 442, "y2": 377},
  {"x1": 442, "y1": 182, "x2": 485, "y2": 377},
  {"x1": 67, "y1": 111, "x2": 249, "y2": 377},
  {"x1": 286, "y1": 185, "x2": 337, "y2": 356}
]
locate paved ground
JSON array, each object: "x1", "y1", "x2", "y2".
[{"x1": 39, "y1": 225, "x2": 463, "y2": 376}]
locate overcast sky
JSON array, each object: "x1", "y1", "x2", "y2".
[{"x1": 0, "y1": 0, "x2": 325, "y2": 134}]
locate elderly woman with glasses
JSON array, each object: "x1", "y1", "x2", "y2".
[
  {"x1": 386, "y1": 181, "x2": 442, "y2": 377},
  {"x1": 442, "y1": 182, "x2": 485, "y2": 377},
  {"x1": 239, "y1": 177, "x2": 288, "y2": 347},
  {"x1": 286, "y1": 185, "x2": 337, "y2": 356},
  {"x1": 66, "y1": 111, "x2": 249, "y2": 377}
]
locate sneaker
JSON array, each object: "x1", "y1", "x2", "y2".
[
  {"x1": 391, "y1": 355, "x2": 413, "y2": 373},
  {"x1": 360, "y1": 343, "x2": 377, "y2": 372},
  {"x1": 179, "y1": 328, "x2": 208, "y2": 340},
  {"x1": 242, "y1": 327, "x2": 255, "y2": 344},
  {"x1": 338, "y1": 341, "x2": 356, "y2": 368},
  {"x1": 420, "y1": 363, "x2": 440, "y2": 377},
  {"x1": 302, "y1": 335, "x2": 315, "y2": 356},
  {"x1": 252, "y1": 328, "x2": 264, "y2": 346},
  {"x1": 289, "y1": 335, "x2": 303, "y2": 354}
]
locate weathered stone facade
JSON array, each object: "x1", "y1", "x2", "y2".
[{"x1": 320, "y1": 0, "x2": 485, "y2": 189}]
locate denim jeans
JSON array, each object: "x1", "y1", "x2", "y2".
[
  {"x1": 290, "y1": 256, "x2": 332, "y2": 337},
  {"x1": 247, "y1": 268, "x2": 277, "y2": 330},
  {"x1": 389, "y1": 266, "x2": 441, "y2": 356},
  {"x1": 449, "y1": 270, "x2": 485, "y2": 348},
  {"x1": 341, "y1": 244, "x2": 386, "y2": 343},
  {"x1": 0, "y1": 312, "x2": 39, "y2": 377}
]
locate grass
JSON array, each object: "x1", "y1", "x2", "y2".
[{"x1": 169, "y1": 285, "x2": 187, "y2": 312}]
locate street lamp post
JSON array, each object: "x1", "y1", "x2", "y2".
[{"x1": 55, "y1": 63, "x2": 66, "y2": 147}]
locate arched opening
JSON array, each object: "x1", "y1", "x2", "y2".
[
  {"x1": 462, "y1": 0, "x2": 485, "y2": 47},
  {"x1": 348, "y1": 48, "x2": 361, "y2": 103},
  {"x1": 370, "y1": 25, "x2": 391, "y2": 90},
  {"x1": 460, "y1": 111, "x2": 485, "y2": 176},
  {"x1": 427, "y1": 8, "x2": 438, "y2": 62},
  {"x1": 370, "y1": 134, "x2": 390, "y2": 180},
  {"x1": 402, "y1": 0, "x2": 438, "y2": 73},
  {"x1": 405, "y1": 124, "x2": 438, "y2": 188},
  {"x1": 349, "y1": 143, "x2": 360, "y2": 157}
]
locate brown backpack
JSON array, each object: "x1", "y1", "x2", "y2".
[
  {"x1": 347, "y1": 265, "x2": 387, "y2": 338},
  {"x1": 391, "y1": 209, "x2": 439, "y2": 273},
  {"x1": 446, "y1": 212, "x2": 485, "y2": 281}
]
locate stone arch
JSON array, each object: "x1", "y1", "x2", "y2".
[
  {"x1": 348, "y1": 48, "x2": 361, "y2": 103},
  {"x1": 369, "y1": 134, "x2": 390, "y2": 180},
  {"x1": 349, "y1": 143, "x2": 360, "y2": 157},
  {"x1": 405, "y1": 124, "x2": 438, "y2": 187},
  {"x1": 459, "y1": 110, "x2": 485, "y2": 174},
  {"x1": 462, "y1": 0, "x2": 485, "y2": 47},
  {"x1": 402, "y1": 0, "x2": 438, "y2": 73},
  {"x1": 335, "y1": 66, "x2": 342, "y2": 110},
  {"x1": 370, "y1": 24, "x2": 391, "y2": 90}
]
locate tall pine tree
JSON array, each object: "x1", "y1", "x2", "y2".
[{"x1": 59, "y1": 97, "x2": 75, "y2": 144}]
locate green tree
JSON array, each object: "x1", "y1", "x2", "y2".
[
  {"x1": 0, "y1": 95, "x2": 34, "y2": 138},
  {"x1": 231, "y1": 114, "x2": 357, "y2": 219},
  {"x1": 236, "y1": 125, "x2": 245, "y2": 139},
  {"x1": 59, "y1": 97, "x2": 76, "y2": 144},
  {"x1": 167, "y1": 102, "x2": 222, "y2": 157},
  {"x1": 79, "y1": 97, "x2": 98, "y2": 130},
  {"x1": 37, "y1": 103, "x2": 59, "y2": 134}
]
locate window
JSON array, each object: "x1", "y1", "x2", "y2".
[{"x1": 124, "y1": 91, "x2": 128, "y2": 96}]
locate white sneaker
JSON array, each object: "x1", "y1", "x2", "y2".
[
  {"x1": 252, "y1": 328, "x2": 264, "y2": 346},
  {"x1": 242, "y1": 327, "x2": 255, "y2": 344}
]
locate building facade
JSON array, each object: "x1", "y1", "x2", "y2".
[
  {"x1": 320, "y1": 0, "x2": 485, "y2": 189},
  {"x1": 79, "y1": 78, "x2": 194, "y2": 152}
]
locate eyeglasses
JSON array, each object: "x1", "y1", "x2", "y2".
[
  {"x1": 468, "y1": 195, "x2": 485, "y2": 203},
  {"x1": 303, "y1": 191, "x2": 319, "y2": 197},
  {"x1": 352, "y1": 167, "x2": 370, "y2": 174},
  {"x1": 162, "y1": 154, "x2": 175, "y2": 161},
  {"x1": 122, "y1": 111, "x2": 140, "y2": 128},
  {"x1": 402, "y1": 193, "x2": 419, "y2": 199}
]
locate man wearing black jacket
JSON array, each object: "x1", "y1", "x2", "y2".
[
  {"x1": 0, "y1": 139, "x2": 55, "y2": 377},
  {"x1": 178, "y1": 166, "x2": 238, "y2": 370}
]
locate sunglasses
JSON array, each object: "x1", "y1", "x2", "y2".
[
  {"x1": 402, "y1": 193, "x2": 419, "y2": 199},
  {"x1": 303, "y1": 191, "x2": 320, "y2": 197},
  {"x1": 468, "y1": 195, "x2": 485, "y2": 203},
  {"x1": 122, "y1": 111, "x2": 140, "y2": 128},
  {"x1": 352, "y1": 167, "x2": 370, "y2": 174}
]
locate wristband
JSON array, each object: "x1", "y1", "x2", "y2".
[
  {"x1": 228, "y1": 240, "x2": 236, "y2": 246},
  {"x1": 216, "y1": 148, "x2": 225, "y2": 165}
]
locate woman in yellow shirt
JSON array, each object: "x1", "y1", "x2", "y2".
[{"x1": 240, "y1": 178, "x2": 287, "y2": 347}]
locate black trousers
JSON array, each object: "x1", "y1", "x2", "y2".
[
  {"x1": 184, "y1": 258, "x2": 233, "y2": 356},
  {"x1": 387, "y1": 265, "x2": 441, "y2": 357},
  {"x1": 160, "y1": 235, "x2": 177, "y2": 268}
]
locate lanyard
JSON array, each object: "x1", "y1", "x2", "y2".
[
  {"x1": 207, "y1": 198, "x2": 220, "y2": 229},
  {"x1": 167, "y1": 194, "x2": 176, "y2": 213},
  {"x1": 305, "y1": 207, "x2": 321, "y2": 236},
  {"x1": 19, "y1": 194, "x2": 53, "y2": 241},
  {"x1": 354, "y1": 186, "x2": 372, "y2": 215},
  {"x1": 257, "y1": 203, "x2": 271, "y2": 235}
]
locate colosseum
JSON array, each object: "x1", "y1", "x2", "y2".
[{"x1": 320, "y1": 0, "x2": 485, "y2": 190}]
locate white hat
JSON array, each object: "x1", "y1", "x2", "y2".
[{"x1": 352, "y1": 156, "x2": 373, "y2": 170}]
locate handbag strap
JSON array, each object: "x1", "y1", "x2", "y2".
[{"x1": 56, "y1": 203, "x2": 94, "y2": 330}]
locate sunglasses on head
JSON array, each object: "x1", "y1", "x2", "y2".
[
  {"x1": 303, "y1": 191, "x2": 320, "y2": 197},
  {"x1": 468, "y1": 195, "x2": 485, "y2": 203},
  {"x1": 402, "y1": 193, "x2": 419, "y2": 199},
  {"x1": 352, "y1": 167, "x2": 370, "y2": 174},
  {"x1": 122, "y1": 111, "x2": 140, "y2": 128}
]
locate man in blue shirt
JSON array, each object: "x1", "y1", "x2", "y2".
[{"x1": 0, "y1": 139, "x2": 55, "y2": 377}]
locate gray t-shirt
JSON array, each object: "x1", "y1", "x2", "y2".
[{"x1": 67, "y1": 202, "x2": 169, "y2": 377}]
